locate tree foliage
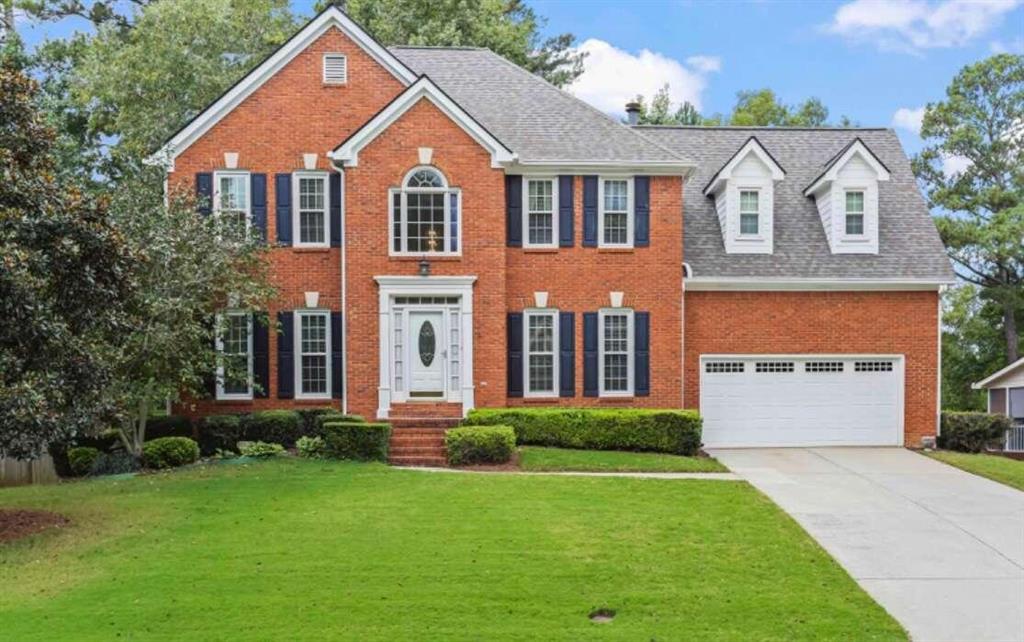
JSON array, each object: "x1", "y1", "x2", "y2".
[
  {"x1": 629, "y1": 86, "x2": 849, "y2": 127},
  {"x1": 630, "y1": 84, "x2": 703, "y2": 126},
  {"x1": 941, "y1": 285, "x2": 1008, "y2": 410}
]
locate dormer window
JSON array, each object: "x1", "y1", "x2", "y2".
[
  {"x1": 739, "y1": 190, "x2": 759, "y2": 235},
  {"x1": 845, "y1": 190, "x2": 865, "y2": 236}
]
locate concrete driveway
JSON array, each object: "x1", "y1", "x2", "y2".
[{"x1": 709, "y1": 448, "x2": 1024, "y2": 642}]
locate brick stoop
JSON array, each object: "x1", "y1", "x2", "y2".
[{"x1": 388, "y1": 425, "x2": 452, "y2": 467}]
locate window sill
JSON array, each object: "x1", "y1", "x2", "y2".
[
  {"x1": 597, "y1": 247, "x2": 635, "y2": 254},
  {"x1": 293, "y1": 398, "x2": 335, "y2": 405},
  {"x1": 523, "y1": 395, "x2": 559, "y2": 403},
  {"x1": 389, "y1": 255, "x2": 462, "y2": 262},
  {"x1": 292, "y1": 247, "x2": 331, "y2": 253},
  {"x1": 598, "y1": 395, "x2": 635, "y2": 403}
]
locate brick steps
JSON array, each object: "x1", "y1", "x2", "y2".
[
  {"x1": 389, "y1": 416, "x2": 461, "y2": 430},
  {"x1": 389, "y1": 402, "x2": 463, "y2": 419},
  {"x1": 388, "y1": 425, "x2": 449, "y2": 467}
]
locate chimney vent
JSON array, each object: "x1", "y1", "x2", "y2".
[{"x1": 625, "y1": 101, "x2": 642, "y2": 126}]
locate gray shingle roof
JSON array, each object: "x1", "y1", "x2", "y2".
[
  {"x1": 391, "y1": 46, "x2": 688, "y2": 165},
  {"x1": 636, "y1": 126, "x2": 953, "y2": 281}
]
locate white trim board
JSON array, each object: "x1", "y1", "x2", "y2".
[
  {"x1": 703, "y1": 136, "x2": 785, "y2": 197},
  {"x1": 804, "y1": 139, "x2": 891, "y2": 197},
  {"x1": 684, "y1": 277, "x2": 951, "y2": 291}
]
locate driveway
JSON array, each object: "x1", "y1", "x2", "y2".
[{"x1": 709, "y1": 447, "x2": 1024, "y2": 642}]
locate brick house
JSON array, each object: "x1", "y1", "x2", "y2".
[{"x1": 154, "y1": 7, "x2": 953, "y2": 457}]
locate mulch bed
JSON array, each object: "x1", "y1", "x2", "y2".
[{"x1": 0, "y1": 509, "x2": 70, "y2": 544}]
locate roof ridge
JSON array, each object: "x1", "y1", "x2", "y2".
[
  {"x1": 633, "y1": 125, "x2": 892, "y2": 132},
  {"x1": 389, "y1": 45, "x2": 489, "y2": 51}
]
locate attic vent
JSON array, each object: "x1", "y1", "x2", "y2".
[{"x1": 323, "y1": 54, "x2": 347, "y2": 84}]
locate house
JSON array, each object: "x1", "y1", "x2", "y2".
[
  {"x1": 154, "y1": 6, "x2": 953, "y2": 457},
  {"x1": 973, "y1": 358, "x2": 1024, "y2": 451}
]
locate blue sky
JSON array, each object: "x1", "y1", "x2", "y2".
[{"x1": 15, "y1": 0, "x2": 1024, "y2": 160}]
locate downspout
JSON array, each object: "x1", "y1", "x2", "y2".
[{"x1": 333, "y1": 160, "x2": 349, "y2": 415}]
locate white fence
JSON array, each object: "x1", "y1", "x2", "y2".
[{"x1": 1006, "y1": 424, "x2": 1024, "y2": 453}]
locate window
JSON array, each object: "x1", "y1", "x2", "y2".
[
  {"x1": 845, "y1": 190, "x2": 865, "y2": 235},
  {"x1": 294, "y1": 173, "x2": 328, "y2": 247},
  {"x1": 806, "y1": 361, "x2": 844, "y2": 373},
  {"x1": 524, "y1": 310, "x2": 558, "y2": 396},
  {"x1": 323, "y1": 53, "x2": 347, "y2": 84},
  {"x1": 599, "y1": 309, "x2": 633, "y2": 395},
  {"x1": 390, "y1": 167, "x2": 460, "y2": 255},
  {"x1": 855, "y1": 361, "x2": 893, "y2": 372},
  {"x1": 755, "y1": 361, "x2": 794, "y2": 373},
  {"x1": 214, "y1": 171, "x2": 250, "y2": 236},
  {"x1": 524, "y1": 178, "x2": 556, "y2": 248},
  {"x1": 739, "y1": 190, "x2": 759, "y2": 235},
  {"x1": 216, "y1": 312, "x2": 252, "y2": 400},
  {"x1": 706, "y1": 362, "x2": 745, "y2": 374},
  {"x1": 599, "y1": 178, "x2": 632, "y2": 247},
  {"x1": 296, "y1": 311, "x2": 330, "y2": 398}
]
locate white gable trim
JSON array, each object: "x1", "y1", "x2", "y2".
[
  {"x1": 329, "y1": 76, "x2": 516, "y2": 168},
  {"x1": 703, "y1": 137, "x2": 785, "y2": 197},
  {"x1": 803, "y1": 139, "x2": 891, "y2": 197},
  {"x1": 146, "y1": 7, "x2": 417, "y2": 170},
  {"x1": 684, "y1": 276, "x2": 950, "y2": 291},
  {"x1": 973, "y1": 356, "x2": 1024, "y2": 389}
]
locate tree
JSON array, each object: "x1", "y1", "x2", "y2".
[
  {"x1": 729, "y1": 89, "x2": 832, "y2": 127},
  {"x1": 628, "y1": 84, "x2": 704, "y2": 126},
  {"x1": 17, "y1": 0, "x2": 154, "y2": 30},
  {"x1": 332, "y1": 0, "x2": 585, "y2": 88},
  {"x1": 941, "y1": 285, "x2": 1010, "y2": 410},
  {"x1": 0, "y1": 59, "x2": 135, "y2": 458},
  {"x1": 913, "y1": 54, "x2": 1024, "y2": 362}
]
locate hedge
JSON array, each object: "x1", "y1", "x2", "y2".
[
  {"x1": 198, "y1": 414, "x2": 245, "y2": 455},
  {"x1": 321, "y1": 422, "x2": 391, "y2": 461},
  {"x1": 67, "y1": 446, "x2": 100, "y2": 476},
  {"x1": 446, "y1": 426, "x2": 516, "y2": 466},
  {"x1": 312, "y1": 412, "x2": 367, "y2": 437},
  {"x1": 244, "y1": 410, "x2": 303, "y2": 446},
  {"x1": 142, "y1": 437, "x2": 200, "y2": 469},
  {"x1": 296, "y1": 407, "x2": 339, "y2": 436},
  {"x1": 938, "y1": 411, "x2": 1012, "y2": 453},
  {"x1": 465, "y1": 408, "x2": 703, "y2": 456},
  {"x1": 146, "y1": 415, "x2": 193, "y2": 440}
]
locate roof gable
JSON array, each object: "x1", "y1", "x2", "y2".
[
  {"x1": 973, "y1": 356, "x2": 1024, "y2": 389},
  {"x1": 703, "y1": 137, "x2": 786, "y2": 196},
  {"x1": 803, "y1": 138, "x2": 891, "y2": 196}
]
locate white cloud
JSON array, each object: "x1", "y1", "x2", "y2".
[
  {"x1": 892, "y1": 106, "x2": 926, "y2": 133},
  {"x1": 990, "y1": 37, "x2": 1024, "y2": 53},
  {"x1": 568, "y1": 39, "x2": 718, "y2": 115},
  {"x1": 942, "y1": 154, "x2": 972, "y2": 177},
  {"x1": 825, "y1": 0, "x2": 1022, "y2": 53}
]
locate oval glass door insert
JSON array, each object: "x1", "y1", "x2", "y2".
[{"x1": 418, "y1": 321, "x2": 436, "y2": 367}]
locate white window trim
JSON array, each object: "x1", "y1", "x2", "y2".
[
  {"x1": 522, "y1": 177, "x2": 558, "y2": 249},
  {"x1": 292, "y1": 171, "x2": 330, "y2": 248},
  {"x1": 738, "y1": 188, "x2": 761, "y2": 237},
  {"x1": 322, "y1": 53, "x2": 347, "y2": 85},
  {"x1": 598, "y1": 308, "x2": 634, "y2": 397},
  {"x1": 598, "y1": 176, "x2": 634, "y2": 248},
  {"x1": 294, "y1": 310, "x2": 332, "y2": 400},
  {"x1": 215, "y1": 311, "x2": 253, "y2": 401},
  {"x1": 388, "y1": 166, "x2": 462, "y2": 257},
  {"x1": 523, "y1": 308, "x2": 559, "y2": 397},
  {"x1": 841, "y1": 187, "x2": 869, "y2": 241},
  {"x1": 213, "y1": 170, "x2": 252, "y2": 231}
]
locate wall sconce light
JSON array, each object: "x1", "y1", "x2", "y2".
[{"x1": 418, "y1": 258, "x2": 431, "y2": 277}]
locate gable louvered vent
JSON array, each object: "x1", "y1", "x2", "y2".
[{"x1": 323, "y1": 54, "x2": 347, "y2": 84}]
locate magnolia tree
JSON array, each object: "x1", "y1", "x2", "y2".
[{"x1": 104, "y1": 172, "x2": 275, "y2": 458}]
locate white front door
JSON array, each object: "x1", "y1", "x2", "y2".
[{"x1": 408, "y1": 310, "x2": 446, "y2": 398}]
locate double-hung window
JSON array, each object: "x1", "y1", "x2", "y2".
[
  {"x1": 294, "y1": 173, "x2": 329, "y2": 247},
  {"x1": 524, "y1": 309, "x2": 558, "y2": 396},
  {"x1": 845, "y1": 190, "x2": 865, "y2": 235},
  {"x1": 214, "y1": 171, "x2": 250, "y2": 237},
  {"x1": 524, "y1": 178, "x2": 556, "y2": 248},
  {"x1": 599, "y1": 309, "x2": 633, "y2": 396},
  {"x1": 296, "y1": 311, "x2": 330, "y2": 399},
  {"x1": 216, "y1": 311, "x2": 253, "y2": 400},
  {"x1": 599, "y1": 177, "x2": 632, "y2": 247},
  {"x1": 739, "y1": 189, "x2": 759, "y2": 235},
  {"x1": 390, "y1": 167, "x2": 460, "y2": 255}
]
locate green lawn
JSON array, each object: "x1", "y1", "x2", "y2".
[
  {"x1": 926, "y1": 451, "x2": 1024, "y2": 491},
  {"x1": 519, "y1": 446, "x2": 728, "y2": 473},
  {"x1": 0, "y1": 459, "x2": 903, "y2": 641}
]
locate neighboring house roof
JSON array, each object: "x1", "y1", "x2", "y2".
[
  {"x1": 638, "y1": 126, "x2": 954, "y2": 282},
  {"x1": 973, "y1": 356, "x2": 1024, "y2": 389},
  {"x1": 391, "y1": 46, "x2": 692, "y2": 169}
]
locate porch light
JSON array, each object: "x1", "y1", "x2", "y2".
[{"x1": 418, "y1": 258, "x2": 431, "y2": 277}]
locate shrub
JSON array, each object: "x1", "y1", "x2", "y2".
[
  {"x1": 312, "y1": 412, "x2": 366, "y2": 437},
  {"x1": 244, "y1": 410, "x2": 303, "y2": 446},
  {"x1": 296, "y1": 435, "x2": 326, "y2": 459},
  {"x1": 938, "y1": 412, "x2": 1012, "y2": 453},
  {"x1": 446, "y1": 426, "x2": 516, "y2": 466},
  {"x1": 321, "y1": 422, "x2": 391, "y2": 461},
  {"x1": 73, "y1": 427, "x2": 121, "y2": 453},
  {"x1": 146, "y1": 415, "x2": 193, "y2": 440},
  {"x1": 465, "y1": 408, "x2": 703, "y2": 456},
  {"x1": 142, "y1": 437, "x2": 200, "y2": 469},
  {"x1": 296, "y1": 407, "x2": 339, "y2": 435},
  {"x1": 90, "y1": 451, "x2": 138, "y2": 476},
  {"x1": 67, "y1": 447, "x2": 100, "y2": 476},
  {"x1": 198, "y1": 414, "x2": 245, "y2": 455},
  {"x1": 237, "y1": 441, "x2": 286, "y2": 458}
]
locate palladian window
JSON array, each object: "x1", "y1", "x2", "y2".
[{"x1": 390, "y1": 167, "x2": 461, "y2": 255}]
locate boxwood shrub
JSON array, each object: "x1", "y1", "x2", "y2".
[
  {"x1": 321, "y1": 422, "x2": 390, "y2": 461},
  {"x1": 198, "y1": 414, "x2": 245, "y2": 455},
  {"x1": 312, "y1": 412, "x2": 366, "y2": 437},
  {"x1": 67, "y1": 446, "x2": 100, "y2": 476},
  {"x1": 142, "y1": 437, "x2": 200, "y2": 469},
  {"x1": 244, "y1": 410, "x2": 303, "y2": 446},
  {"x1": 296, "y1": 407, "x2": 339, "y2": 436},
  {"x1": 237, "y1": 441, "x2": 286, "y2": 458},
  {"x1": 446, "y1": 426, "x2": 516, "y2": 466},
  {"x1": 90, "y1": 451, "x2": 138, "y2": 476},
  {"x1": 465, "y1": 408, "x2": 703, "y2": 456},
  {"x1": 938, "y1": 411, "x2": 1012, "y2": 453}
]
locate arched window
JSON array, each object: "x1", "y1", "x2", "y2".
[{"x1": 390, "y1": 166, "x2": 460, "y2": 255}]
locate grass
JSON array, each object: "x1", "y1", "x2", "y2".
[
  {"x1": 0, "y1": 459, "x2": 904, "y2": 641},
  {"x1": 519, "y1": 446, "x2": 728, "y2": 473},
  {"x1": 926, "y1": 450, "x2": 1024, "y2": 491}
]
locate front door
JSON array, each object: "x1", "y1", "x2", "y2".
[{"x1": 408, "y1": 311, "x2": 445, "y2": 398}]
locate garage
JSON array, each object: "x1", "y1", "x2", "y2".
[{"x1": 700, "y1": 355, "x2": 903, "y2": 447}]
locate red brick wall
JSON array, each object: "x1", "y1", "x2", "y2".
[{"x1": 683, "y1": 290, "x2": 940, "y2": 446}]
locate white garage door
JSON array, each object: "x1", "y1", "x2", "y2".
[{"x1": 700, "y1": 356, "x2": 903, "y2": 447}]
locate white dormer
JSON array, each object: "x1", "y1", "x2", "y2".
[
  {"x1": 703, "y1": 137, "x2": 785, "y2": 254},
  {"x1": 803, "y1": 138, "x2": 890, "y2": 255}
]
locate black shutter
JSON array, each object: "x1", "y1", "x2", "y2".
[
  {"x1": 583, "y1": 312, "x2": 598, "y2": 397},
  {"x1": 253, "y1": 313, "x2": 269, "y2": 398},
  {"x1": 507, "y1": 312, "x2": 523, "y2": 397},
  {"x1": 634, "y1": 176, "x2": 650, "y2": 247},
  {"x1": 505, "y1": 175, "x2": 522, "y2": 247},
  {"x1": 277, "y1": 311, "x2": 294, "y2": 399},
  {"x1": 275, "y1": 173, "x2": 292, "y2": 246},
  {"x1": 251, "y1": 173, "x2": 267, "y2": 243},
  {"x1": 196, "y1": 173, "x2": 213, "y2": 217},
  {"x1": 582, "y1": 176, "x2": 598, "y2": 247},
  {"x1": 329, "y1": 172, "x2": 342, "y2": 247},
  {"x1": 331, "y1": 312, "x2": 343, "y2": 399},
  {"x1": 558, "y1": 175, "x2": 574, "y2": 247},
  {"x1": 634, "y1": 311, "x2": 650, "y2": 396},
  {"x1": 559, "y1": 311, "x2": 575, "y2": 397}
]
